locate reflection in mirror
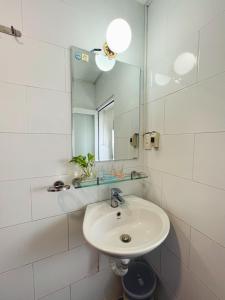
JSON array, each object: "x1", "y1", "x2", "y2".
[{"x1": 71, "y1": 46, "x2": 140, "y2": 162}]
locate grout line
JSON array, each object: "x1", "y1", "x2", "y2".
[
  {"x1": 67, "y1": 214, "x2": 70, "y2": 251},
  {"x1": 0, "y1": 131, "x2": 71, "y2": 135},
  {"x1": 0, "y1": 78, "x2": 69, "y2": 94},
  {"x1": 32, "y1": 263, "x2": 36, "y2": 300},
  {"x1": 20, "y1": 0, "x2": 24, "y2": 32},
  {"x1": 0, "y1": 244, "x2": 85, "y2": 277},
  {"x1": 191, "y1": 134, "x2": 196, "y2": 180},
  {"x1": 165, "y1": 203, "x2": 225, "y2": 251},
  {"x1": 30, "y1": 181, "x2": 33, "y2": 221},
  {"x1": 163, "y1": 98, "x2": 166, "y2": 135},
  {"x1": 70, "y1": 284, "x2": 72, "y2": 300},
  {"x1": 145, "y1": 67, "x2": 225, "y2": 104},
  {"x1": 162, "y1": 131, "x2": 225, "y2": 135},
  {"x1": 196, "y1": 29, "x2": 201, "y2": 81},
  {"x1": 0, "y1": 212, "x2": 69, "y2": 231},
  {"x1": 38, "y1": 285, "x2": 71, "y2": 300},
  {"x1": 148, "y1": 167, "x2": 225, "y2": 192},
  {"x1": 0, "y1": 174, "x2": 71, "y2": 184},
  {"x1": 64, "y1": 48, "x2": 68, "y2": 93},
  {"x1": 20, "y1": 33, "x2": 69, "y2": 50}
]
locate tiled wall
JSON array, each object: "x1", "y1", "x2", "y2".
[
  {"x1": 144, "y1": 1, "x2": 225, "y2": 299},
  {"x1": 0, "y1": 1, "x2": 144, "y2": 299}
]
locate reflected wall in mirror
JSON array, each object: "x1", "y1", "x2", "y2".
[{"x1": 71, "y1": 46, "x2": 140, "y2": 162}]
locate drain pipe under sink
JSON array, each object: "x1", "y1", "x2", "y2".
[{"x1": 110, "y1": 257, "x2": 131, "y2": 276}]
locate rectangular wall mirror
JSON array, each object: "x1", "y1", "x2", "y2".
[{"x1": 71, "y1": 46, "x2": 141, "y2": 162}]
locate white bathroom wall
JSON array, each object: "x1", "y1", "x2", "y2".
[
  {"x1": 0, "y1": 0, "x2": 145, "y2": 299},
  {"x1": 145, "y1": 1, "x2": 225, "y2": 299}
]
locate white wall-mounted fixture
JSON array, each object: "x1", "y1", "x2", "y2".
[
  {"x1": 151, "y1": 131, "x2": 160, "y2": 148},
  {"x1": 143, "y1": 132, "x2": 152, "y2": 150},
  {"x1": 144, "y1": 131, "x2": 160, "y2": 149},
  {"x1": 106, "y1": 18, "x2": 132, "y2": 54}
]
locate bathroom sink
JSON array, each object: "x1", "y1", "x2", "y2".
[{"x1": 83, "y1": 195, "x2": 170, "y2": 258}]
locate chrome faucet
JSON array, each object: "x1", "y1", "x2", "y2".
[{"x1": 111, "y1": 188, "x2": 125, "y2": 208}]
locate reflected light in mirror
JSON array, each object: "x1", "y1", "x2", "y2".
[
  {"x1": 95, "y1": 53, "x2": 116, "y2": 72},
  {"x1": 174, "y1": 52, "x2": 197, "y2": 75},
  {"x1": 155, "y1": 73, "x2": 171, "y2": 86},
  {"x1": 106, "y1": 18, "x2": 132, "y2": 54}
]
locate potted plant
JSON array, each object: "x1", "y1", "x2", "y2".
[{"x1": 70, "y1": 153, "x2": 95, "y2": 180}]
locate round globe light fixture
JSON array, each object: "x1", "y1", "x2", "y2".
[
  {"x1": 95, "y1": 53, "x2": 116, "y2": 72},
  {"x1": 106, "y1": 18, "x2": 132, "y2": 54}
]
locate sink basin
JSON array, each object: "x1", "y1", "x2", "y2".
[{"x1": 83, "y1": 195, "x2": 170, "y2": 258}]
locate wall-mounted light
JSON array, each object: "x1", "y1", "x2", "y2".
[
  {"x1": 93, "y1": 18, "x2": 132, "y2": 72},
  {"x1": 106, "y1": 18, "x2": 132, "y2": 54}
]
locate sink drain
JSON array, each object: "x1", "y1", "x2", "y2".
[{"x1": 120, "y1": 234, "x2": 131, "y2": 243}]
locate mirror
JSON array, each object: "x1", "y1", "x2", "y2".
[{"x1": 71, "y1": 46, "x2": 140, "y2": 161}]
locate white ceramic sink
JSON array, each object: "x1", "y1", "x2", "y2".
[{"x1": 83, "y1": 195, "x2": 170, "y2": 258}]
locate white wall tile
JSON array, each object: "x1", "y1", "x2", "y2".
[
  {"x1": 167, "y1": 0, "x2": 225, "y2": 40},
  {"x1": 165, "y1": 213, "x2": 190, "y2": 266},
  {"x1": 0, "y1": 0, "x2": 22, "y2": 30},
  {"x1": 65, "y1": 50, "x2": 71, "y2": 93},
  {"x1": 147, "y1": 0, "x2": 168, "y2": 60},
  {"x1": 68, "y1": 210, "x2": 85, "y2": 249},
  {"x1": 0, "y1": 133, "x2": 31, "y2": 180},
  {"x1": 0, "y1": 133, "x2": 71, "y2": 181},
  {"x1": 145, "y1": 182, "x2": 162, "y2": 207},
  {"x1": 144, "y1": 246, "x2": 161, "y2": 276},
  {"x1": 182, "y1": 270, "x2": 219, "y2": 300},
  {"x1": 165, "y1": 73, "x2": 225, "y2": 134},
  {"x1": 0, "y1": 179, "x2": 31, "y2": 228},
  {"x1": 27, "y1": 87, "x2": 71, "y2": 134},
  {"x1": 22, "y1": 0, "x2": 144, "y2": 66},
  {"x1": 71, "y1": 270, "x2": 122, "y2": 300},
  {"x1": 147, "y1": 134, "x2": 194, "y2": 178},
  {"x1": 39, "y1": 287, "x2": 70, "y2": 300},
  {"x1": 99, "y1": 253, "x2": 110, "y2": 271},
  {"x1": 0, "y1": 36, "x2": 65, "y2": 91},
  {"x1": 161, "y1": 246, "x2": 218, "y2": 300},
  {"x1": 147, "y1": 31, "x2": 198, "y2": 102},
  {"x1": 0, "y1": 82, "x2": 27, "y2": 133},
  {"x1": 148, "y1": 168, "x2": 163, "y2": 187},
  {"x1": 147, "y1": 0, "x2": 225, "y2": 298},
  {"x1": 194, "y1": 132, "x2": 225, "y2": 190},
  {"x1": 0, "y1": 215, "x2": 67, "y2": 273},
  {"x1": 145, "y1": 99, "x2": 164, "y2": 133},
  {"x1": 143, "y1": 168, "x2": 163, "y2": 207},
  {"x1": 0, "y1": 265, "x2": 34, "y2": 300},
  {"x1": 161, "y1": 246, "x2": 183, "y2": 297},
  {"x1": 163, "y1": 174, "x2": 225, "y2": 248},
  {"x1": 199, "y1": 13, "x2": 225, "y2": 81},
  {"x1": 157, "y1": 281, "x2": 178, "y2": 300},
  {"x1": 34, "y1": 245, "x2": 98, "y2": 299},
  {"x1": 31, "y1": 176, "x2": 77, "y2": 220},
  {"x1": 190, "y1": 229, "x2": 225, "y2": 299}
]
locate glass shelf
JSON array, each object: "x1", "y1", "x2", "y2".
[{"x1": 72, "y1": 173, "x2": 148, "y2": 189}]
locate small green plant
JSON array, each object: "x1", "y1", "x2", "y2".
[{"x1": 70, "y1": 153, "x2": 95, "y2": 179}]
